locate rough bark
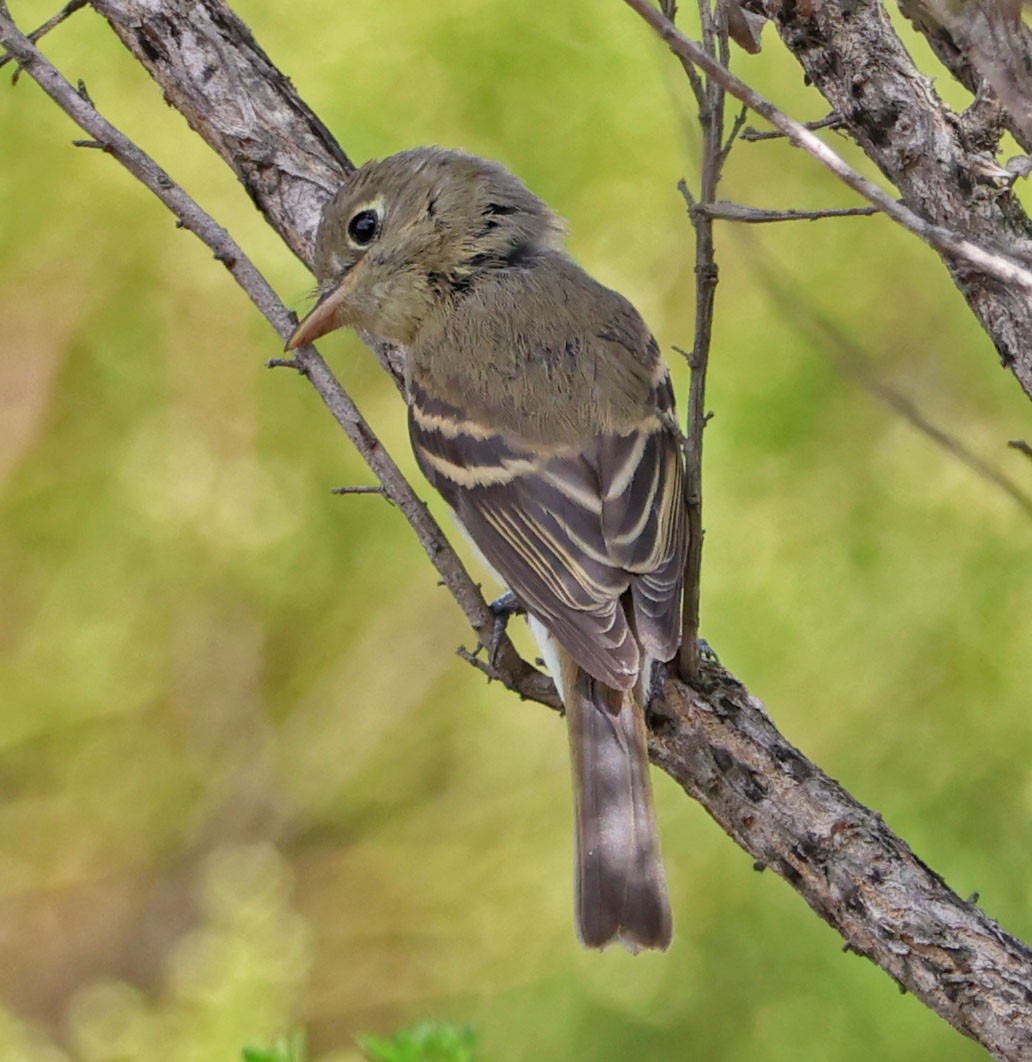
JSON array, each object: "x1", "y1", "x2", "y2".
[
  {"x1": 655, "y1": 669, "x2": 1032, "y2": 1059},
  {"x1": 898, "y1": 0, "x2": 1032, "y2": 153},
  {"x1": 96, "y1": 0, "x2": 353, "y2": 261}
]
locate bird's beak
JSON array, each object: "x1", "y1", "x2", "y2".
[{"x1": 284, "y1": 275, "x2": 354, "y2": 351}]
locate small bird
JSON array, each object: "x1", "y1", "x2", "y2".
[{"x1": 287, "y1": 147, "x2": 687, "y2": 952}]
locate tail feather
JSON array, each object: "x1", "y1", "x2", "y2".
[{"x1": 563, "y1": 655, "x2": 672, "y2": 952}]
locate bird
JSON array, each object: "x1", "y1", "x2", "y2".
[{"x1": 287, "y1": 147, "x2": 687, "y2": 952}]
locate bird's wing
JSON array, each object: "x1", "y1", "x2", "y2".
[
  {"x1": 409, "y1": 374, "x2": 686, "y2": 690},
  {"x1": 599, "y1": 371, "x2": 686, "y2": 664}
]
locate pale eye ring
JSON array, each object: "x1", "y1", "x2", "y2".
[{"x1": 347, "y1": 208, "x2": 380, "y2": 246}]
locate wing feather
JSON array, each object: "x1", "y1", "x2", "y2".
[{"x1": 409, "y1": 368, "x2": 686, "y2": 687}]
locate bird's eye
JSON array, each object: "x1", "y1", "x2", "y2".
[{"x1": 347, "y1": 208, "x2": 381, "y2": 246}]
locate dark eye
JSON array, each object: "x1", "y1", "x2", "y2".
[{"x1": 348, "y1": 208, "x2": 380, "y2": 246}]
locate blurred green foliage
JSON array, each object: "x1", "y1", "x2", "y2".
[
  {"x1": 360, "y1": 1022, "x2": 476, "y2": 1062},
  {"x1": 1, "y1": 0, "x2": 1030, "y2": 1059},
  {"x1": 244, "y1": 1029, "x2": 308, "y2": 1062}
]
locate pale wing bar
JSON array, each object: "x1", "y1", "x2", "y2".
[{"x1": 409, "y1": 376, "x2": 686, "y2": 689}]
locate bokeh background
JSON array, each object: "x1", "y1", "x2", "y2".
[{"x1": 2, "y1": 0, "x2": 1031, "y2": 1058}]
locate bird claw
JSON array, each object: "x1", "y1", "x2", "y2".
[
  {"x1": 697, "y1": 637, "x2": 719, "y2": 664},
  {"x1": 486, "y1": 590, "x2": 524, "y2": 666},
  {"x1": 647, "y1": 659, "x2": 669, "y2": 705}
]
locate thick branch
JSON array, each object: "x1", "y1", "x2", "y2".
[
  {"x1": 90, "y1": 0, "x2": 352, "y2": 261},
  {"x1": 654, "y1": 664, "x2": 1032, "y2": 1060},
  {"x1": 4, "y1": 0, "x2": 1032, "y2": 1055}
]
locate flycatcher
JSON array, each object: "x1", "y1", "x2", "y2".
[{"x1": 287, "y1": 147, "x2": 687, "y2": 952}]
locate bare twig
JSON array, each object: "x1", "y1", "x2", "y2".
[
  {"x1": 331, "y1": 485, "x2": 387, "y2": 496},
  {"x1": 676, "y1": 0, "x2": 729, "y2": 684},
  {"x1": 456, "y1": 645, "x2": 515, "y2": 688},
  {"x1": 691, "y1": 201, "x2": 880, "y2": 222},
  {"x1": 1008, "y1": 439, "x2": 1032, "y2": 461},
  {"x1": 745, "y1": 240, "x2": 1032, "y2": 519},
  {"x1": 0, "y1": 0, "x2": 86, "y2": 71},
  {"x1": 718, "y1": 103, "x2": 748, "y2": 165},
  {"x1": 740, "y1": 113, "x2": 844, "y2": 141}
]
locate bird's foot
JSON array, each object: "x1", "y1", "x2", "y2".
[
  {"x1": 647, "y1": 659, "x2": 669, "y2": 705},
  {"x1": 486, "y1": 590, "x2": 524, "y2": 666},
  {"x1": 697, "y1": 637, "x2": 719, "y2": 665}
]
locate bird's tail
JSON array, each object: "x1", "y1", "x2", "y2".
[{"x1": 560, "y1": 650, "x2": 672, "y2": 952}]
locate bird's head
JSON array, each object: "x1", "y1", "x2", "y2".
[{"x1": 286, "y1": 147, "x2": 565, "y2": 349}]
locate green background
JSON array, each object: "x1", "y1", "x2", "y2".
[{"x1": 2, "y1": 0, "x2": 1030, "y2": 1058}]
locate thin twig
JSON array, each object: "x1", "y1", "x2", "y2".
[
  {"x1": 456, "y1": 646, "x2": 505, "y2": 685},
  {"x1": 692, "y1": 201, "x2": 880, "y2": 222},
  {"x1": 0, "y1": 0, "x2": 86, "y2": 71},
  {"x1": 331, "y1": 484, "x2": 386, "y2": 496},
  {"x1": 667, "y1": 0, "x2": 706, "y2": 109},
  {"x1": 1008, "y1": 439, "x2": 1032, "y2": 461},
  {"x1": 677, "y1": 0, "x2": 727, "y2": 683},
  {"x1": 741, "y1": 113, "x2": 844, "y2": 141},
  {"x1": 746, "y1": 241, "x2": 1032, "y2": 519},
  {"x1": 718, "y1": 103, "x2": 748, "y2": 166},
  {"x1": 621, "y1": 0, "x2": 1032, "y2": 297}
]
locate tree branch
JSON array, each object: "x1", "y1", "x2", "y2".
[
  {"x1": 765, "y1": 0, "x2": 1032, "y2": 398},
  {"x1": 4, "y1": 0, "x2": 1032, "y2": 1055},
  {"x1": 691, "y1": 200, "x2": 880, "y2": 222},
  {"x1": 0, "y1": 0, "x2": 86, "y2": 70},
  {"x1": 676, "y1": 0, "x2": 728, "y2": 685},
  {"x1": 653, "y1": 665, "x2": 1032, "y2": 1060},
  {"x1": 740, "y1": 111, "x2": 845, "y2": 140},
  {"x1": 622, "y1": 0, "x2": 1032, "y2": 399},
  {"x1": 899, "y1": 0, "x2": 1032, "y2": 153}
]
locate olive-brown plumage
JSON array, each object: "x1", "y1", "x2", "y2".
[{"x1": 288, "y1": 147, "x2": 687, "y2": 951}]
